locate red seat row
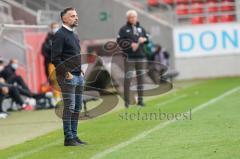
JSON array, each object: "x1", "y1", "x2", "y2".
[
  {"x1": 146, "y1": 0, "x2": 236, "y2": 24},
  {"x1": 191, "y1": 15, "x2": 235, "y2": 24},
  {"x1": 162, "y1": 0, "x2": 235, "y2": 5},
  {"x1": 147, "y1": 0, "x2": 159, "y2": 6},
  {"x1": 176, "y1": 2, "x2": 235, "y2": 15}
]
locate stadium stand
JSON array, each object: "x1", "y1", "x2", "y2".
[
  {"x1": 0, "y1": 1, "x2": 14, "y2": 24},
  {"x1": 130, "y1": 0, "x2": 238, "y2": 25},
  {"x1": 1, "y1": 0, "x2": 64, "y2": 25}
]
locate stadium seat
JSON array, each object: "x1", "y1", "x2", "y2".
[
  {"x1": 176, "y1": 0, "x2": 188, "y2": 4},
  {"x1": 222, "y1": 0, "x2": 235, "y2": 2},
  {"x1": 221, "y1": 1, "x2": 235, "y2": 12},
  {"x1": 189, "y1": 3, "x2": 203, "y2": 14},
  {"x1": 176, "y1": 4, "x2": 188, "y2": 15},
  {"x1": 220, "y1": 15, "x2": 235, "y2": 22},
  {"x1": 208, "y1": 15, "x2": 219, "y2": 23},
  {"x1": 161, "y1": 0, "x2": 236, "y2": 24},
  {"x1": 147, "y1": 0, "x2": 159, "y2": 6},
  {"x1": 207, "y1": 0, "x2": 218, "y2": 2},
  {"x1": 207, "y1": 2, "x2": 218, "y2": 13},
  {"x1": 191, "y1": 0, "x2": 204, "y2": 3},
  {"x1": 191, "y1": 16, "x2": 205, "y2": 24},
  {"x1": 163, "y1": 0, "x2": 174, "y2": 5}
]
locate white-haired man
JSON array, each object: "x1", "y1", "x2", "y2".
[{"x1": 117, "y1": 10, "x2": 149, "y2": 108}]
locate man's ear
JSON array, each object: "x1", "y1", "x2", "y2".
[{"x1": 62, "y1": 16, "x2": 66, "y2": 24}]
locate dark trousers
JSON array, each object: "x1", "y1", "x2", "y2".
[
  {"x1": 58, "y1": 75, "x2": 84, "y2": 140},
  {"x1": 124, "y1": 58, "x2": 144, "y2": 104},
  {"x1": 43, "y1": 59, "x2": 52, "y2": 84},
  {"x1": 7, "y1": 76, "x2": 46, "y2": 100},
  {"x1": 0, "y1": 95, "x2": 4, "y2": 112},
  {"x1": 0, "y1": 86, "x2": 24, "y2": 112},
  {"x1": 147, "y1": 62, "x2": 167, "y2": 84},
  {"x1": 8, "y1": 75, "x2": 31, "y2": 95},
  {"x1": 44, "y1": 59, "x2": 50, "y2": 79},
  {"x1": 8, "y1": 86, "x2": 24, "y2": 106}
]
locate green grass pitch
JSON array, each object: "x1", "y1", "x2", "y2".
[{"x1": 0, "y1": 77, "x2": 239, "y2": 159}]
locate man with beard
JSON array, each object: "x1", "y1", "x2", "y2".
[{"x1": 52, "y1": 7, "x2": 86, "y2": 146}]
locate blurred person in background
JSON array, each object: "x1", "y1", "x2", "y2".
[
  {"x1": 0, "y1": 59, "x2": 36, "y2": 112},
  {"x1": 154, "y1": 45, "x2": 170, "y2": 67},
  {"x1": 0, "y1": 78, "x2": 9, "y2": 119},
  {"x1": 117, "y1": 10, "x2": 149, "y2": 108},
  {"x1": 42, "y1": 22, "x2": 60, "y2": 82},
  {"x1": 0, "y1": 59, "x2": 54, "y2": 109},
  {"x1": 0, "y1": 58, "x2": 8, "y2": 118},
  {"x1": 147, "y1": 44, "x2": 169, "y2": 84},
  {"x1": 1, "y1": 59, "x2": 30, "y2": 92},
  {"x1": 0, "y1": 77, "x2": 32, "y2": 112},
  {"x1": 148, "y1": 44, "x2": 178, "y2": 83}
]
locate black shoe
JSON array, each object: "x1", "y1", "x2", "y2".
[
  {"x1": 125, "y1": 102, "x2": 129, "y2": 108},
  {"x1": 74, "y1": 137, "x2": 88, "y2": 145},
  {"x1": 64, "y1": 138, "x2": 81, "y2": 146},
  {"x1": 137, "y1": 101, "x2": 145, "y2": 107}
]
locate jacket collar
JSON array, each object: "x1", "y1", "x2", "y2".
[
  {"x1": 126, "y1": 21, "x2": 140, "y2": 27},
  {"x1": 62, "y1": 24, "x2": 74, "y2": 32}
]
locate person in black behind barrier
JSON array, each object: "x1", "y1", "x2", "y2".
[
  {"x1": 1, "y1": 59, "x2": 30, "y2": 92},
  {"x1": 52, "y1": 7, "x2": 86, "y2": 146},
  {"x1": 42, "y1": 22, "x2": 59, "y2": 81},
  {"x1": 0, "y1": 59, "x2": 53, "y2": 107}
]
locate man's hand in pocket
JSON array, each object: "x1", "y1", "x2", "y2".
[
  {"x1": 1, "y1": 87, "x2": 9, "y2": 95},
  {"x1": 65, "y1": 72, "x2": 73, "y2": 80}
]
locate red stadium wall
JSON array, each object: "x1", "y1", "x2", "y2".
[{"x1": 16, "y1": 31, "x2": 47, "y2": 93}]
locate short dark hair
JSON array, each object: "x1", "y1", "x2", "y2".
[
  {"x1": 60, "y1": 7, "x2": 76, "y2": 19},
  {"x1": 0, "y1": 60, "x2": 3, "y2": 64}
]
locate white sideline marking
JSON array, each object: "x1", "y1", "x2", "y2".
[
  {"x1": 6, "y1": 96, "x2": 185, "y2": 159},
  {"x1": 5, "y1": 94, "x2": 187, "y2": 159},
  {"x1": 7, "y1": 139, "x2": 62, "y2": 159},
  {"x1": 5, "y1": 95, "x2": 185, "y2": 159},
  {"x1": 155, "y1": 94, "x2": 187, "y2": 108},
  {"x1": 6, "y1": 87, "x2": 240, "y2": 159},
  {"x1": 91, "y1": 87, "x2": 240, "y2": 159},
  {"x1": 8, "y1": 131, "x2": 84, "y2": 159}
]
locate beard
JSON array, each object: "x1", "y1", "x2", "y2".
[{"x1": 71, "y1": 21, "x2": 78, "y2": 28}]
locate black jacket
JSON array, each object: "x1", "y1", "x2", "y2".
[
  {"x1": 42, "y1": 33, "x2": 54, "y2": 63},
  {"x1": 51, "y1": 26, "x2": 81, "y2": 76},
  {"x1": 1, "y1": 65, "x2": 15, "y2": 83},
  {"x1": 117, "y1": 22, "x2": 149, "y2": 59}
]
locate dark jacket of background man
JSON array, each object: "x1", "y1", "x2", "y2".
[{"x1": 117, "y1": 22, "x2": 149, "y2": 59}]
